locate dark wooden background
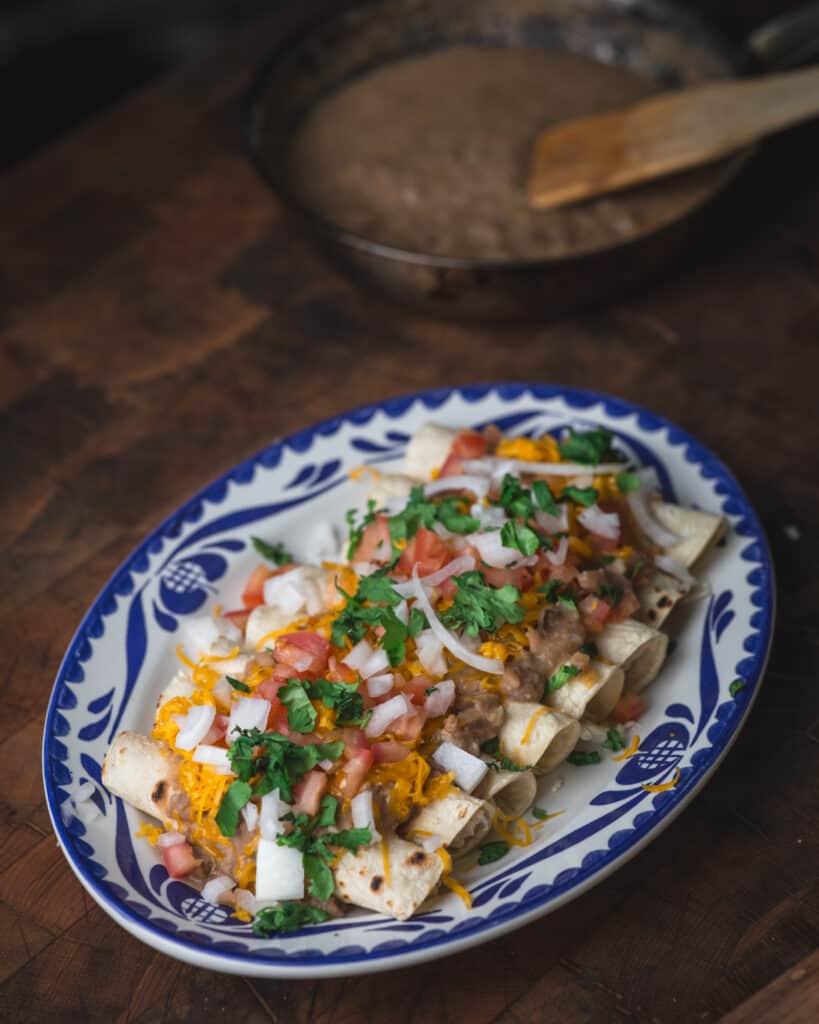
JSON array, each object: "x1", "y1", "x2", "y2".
[{"x1": 1, "y1": 1, "x2": 818, "y2": 1020}]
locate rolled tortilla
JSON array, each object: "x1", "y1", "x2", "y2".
[
  {"x1": 635, "y1": 569, "x2": 690, "y2": 629},
  {"x1": 402, "y1": 423, "x2": 457, "y2": 481},
  {"x1": 103, "y1": 731, "x2": 190, "y2": 822},
  {"x1": 595, "y1": 620, "x2": 668, "y2": 693},
  {"x1": 499, "y1": 702, "x2": 581, "y2": 773},
  {"x1": 334, "y1": 835, "x2": 444, "y2": 920},
  {"x1": 548, "y1": 661, "x2": 625, "y2": 723},
  {"x1": 474, "y1": 769, "x2": 537, "y2": 820},
  {"x1": 652, "y1": 501, "x2": 726, "y2": 569},
  {"x1": 405, "y1": 789, "x2": 493, "y2": 856}
]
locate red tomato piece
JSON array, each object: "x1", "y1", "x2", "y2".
[
  {"x1": 335, "y1": 749, "x2": 375, "y2": 800},
  {"x1": 482, "y1": 565, "x2": 534, "y2": 591},
  {"x1": 223, "y1": 608, "x2": 251, "y2": 632},
  {"x1": 327, "y1": 656, "x2": 358, "y2": 685},
  {"x1": 611, "y1": 693, "x2": 647, "y2": 724},
  {"x1": 256, "y1": 677, "x2": 286, "y2": 704},
  {"x1": 353, "y1": 514, "x2": 393, "y2": 564},
  {"x1": 395, "y1": 675, "x2": 432, "y2": 706},
  {"x1": 371, "y1": 740, "x2": 411, "y2": 764},
  {"x1": 292, "y1": 770, "x2": 329, "y2": 816},
  {"x1": 201, "y1": 714, "x2": 229, "y2": 746},
  {"x1": 398, "y1": 527, "x2": 450, "y2": 576},
  {"x1": 275, "y1": 631, "x2": 330, "y2": 674},
  {"x1": 388, "y1": 710, "x2": 426, "y2": 743},
  {"x1": 439, "y1": 430, "x2": 487, "y2": 477},
  {"x1": 340, "y1": 727, "x2": 370, "y2": 758},
  {"x1": 610, "y1": 589, "x2": 640, "y2": 623},
  {"x1": 241, "y1": 565, "x2": 274, "y2": 609},
  {"x1": 162, "y1": 841, "x2": 199, "y2": 878},
  {"x1": 579, "y1": 595, "x2": 612, "y2": 633}
]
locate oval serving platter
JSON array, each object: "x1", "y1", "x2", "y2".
[{"x1": 42, "y1": 383, "x2": 774, "y2": 978}]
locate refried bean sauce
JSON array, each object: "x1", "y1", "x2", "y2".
[{"x1": 285, "y1": 45, "x2": 728, "y2": 261}]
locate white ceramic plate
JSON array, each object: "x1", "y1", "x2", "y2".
[{"x1": 43, "y1": 384, "x2": 774, "y2": 977}]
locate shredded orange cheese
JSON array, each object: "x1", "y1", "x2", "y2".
[
  {"x1": 520, "y1": 706, "x2": 549, "y2": 745},
  {"x1": 380, "y1": 837, "x2": 392, "y2": 887},
  {"x1": 233, "y1": 908, "x2": 253, "y2": 923},
  {"x1": 613, "y1": 734, "x2": 640, "y2": 761},
  {"x1": 479, "y1": 641, "x2": 509, "y2": 662},
  {"x1": 568, "y1": 536, "x2": 593, "y2": 559},
  {"x1": 134, "y1": 823, "x2": 163, "y2": 845},
  {"x1": 642, "y1": 768, "x2": 680, "y2": 793},
  {"x1": 436, "y1": 849, "x2": 472, "y2": 908},
  {"x1": 492, "y1": 810, "x2": 533, "y2": 848},
  {"x1": 349, "y1": 465, "x2": 382, "y2": 483}
]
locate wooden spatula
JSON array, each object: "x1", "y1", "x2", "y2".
[{"x1": 527, "y1": 65, "x2": 819, "y2": 210}]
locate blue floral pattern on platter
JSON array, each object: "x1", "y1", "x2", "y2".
[{"x1": 42, "y1": 384, "x2": 774, "y2": 978}]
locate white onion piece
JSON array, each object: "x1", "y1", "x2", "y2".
[
  {"x1": 432, "y1": 741, "x2": 489, "y2": 793},
  {"x1": 227, "y1": 697, "x2": 271, "y2": 741},
  {"x1": 343, "y1": 639, "x2": 375, "y2": 672},
  {"x1": 462, "y1": 457, "x2": 626, "y2": 477},
  {"x1": 415, "y1": 629, "x2": 447, "y2": 677},
  {"x1": 202, "y1": 875, "x2": 235, "y2": 904},
  {"x1": 72, "y1": 780, "x2": 96, "y2": 803},
  {"x1": 546, "y1": 536, "x2": 569, "y2": 566},
  {"x1": 408, "y1": 566, "x2": 504, "y2": 675},
  {"x1": 303, "y1": 580, "x2": 324, "y2": 616},
  {"x1": 212, "y1": 677, "x2": 233, "y2": 709},
  {"x1": 654, "y1": 554, "x2": 697, "y2": 588},
  {"x1": 424, "y1": 679, "x2": 455, "y2": 717},
  {"x1": 157, "y1": 830, "x2": 186, "y2": 849},
  {"x1": 318, "y1": 759, "x2": 335, "y2": 772},
  {"x1": 304, "y1": 520, "x2": 339, "y2": 564},
  {"x1": 535, "y1": 506, "x2": 568, "y2": 533},
  {"x1": 73, "y1": 799, "x2": 102, "y2": 825},
  {"x1": 241, "y1": 801, "x2": 259, "y2": 833},
  {"x1": 367, "y1": 673, "x2": 394, "y2": 698},
  {"x1": 627, "y1": 471, "x2": 679, "y2": 547},
  {"x1": 234, "y1": 888, "x2": 259, "y2": 915},
  {"x1": 423, "y1": 475, "x2": 490, "y2": 500},
  {"x1": 181, "y1": 615, "x2": 222, "y2": 657},
  {"x1": 432, "y1": 521, "x2": 456, "y2": 541},
  {"x1": 254, "y1": 839, "x2": 304, "y2": 901},
  {"x1": 365, "y1": 694, "x2": 413, "y2": 738},
  {"x1": 192, "y1": 745, "x2": 234, "y2": 774},
  {"x1": 470, "y1": 503, "x2": 507, "y2": 529},
  {"x1": 394, "y1": 600, "x2": 409, "y2": 626},
  {"x1": 174, "y1": 705, "x2": 216, "y2": 750},
  {"x1": 391, "y1": 553, "x2": 476, "y2": 597},
  {"x1": 351, "y1": 789, "x2": 380, "y2": 841},
  {"x1": 417, "y1": 832, "x2": 444, "y2": 854},
  {"x1": 260, "y1": 790, "x2": 285, "y2": 840},
  {"x1": 470, "y1": 531, "x2": 524, "y2": 568},
  {"x1": 578, "y1": 504, "x2": 621, "y2": 540},
  {"x1": 360, "y1": 647, "x2": 390, "y2": 679},
  {"x1": 352, "y1": 561, "x2": 378, "y2": 576}
]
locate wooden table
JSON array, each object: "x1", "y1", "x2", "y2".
[{"x1": 2, "y1": 2, "x2": 817, "y2": 1020}]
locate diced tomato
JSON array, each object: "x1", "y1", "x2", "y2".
[
  {"x1": 611, "y1": 692, "x2": 647, "y2": 724},
  {"x1": 275, "y1": 631, "x2": 330, "y2": 675},
  {"x1": 388, "y1": 710, "x2": 427, "y2": 743},
  {"x1": 353, "y1": 513, "x2": 393, "y2": 564},
  {"x1": 438, "y1": 452, "x2": 465, "y2": 478},
  {"x1": 256, "y1": 677, "x2": 286, "y2": 703},
  {"x1": 162, "y1": 841, "x2": 199, "y2": 879},
  {"x1": 371, "y1": 740, "x2": 411, "y2": 764},
  {"x1": 292, "y1": 770, "x2": 329, "y2": 816},
  {"x1": 335, "y1": 749, "x2": 375, "y2": 800},
  {"x1": 340, "y1": 727, "x2": 370, "y2": 757},
  {"x1": 241, "y1": 565, "x2": 274, "y2": 609},
  {"x1": 610, "y1": 589, "x2": 641, "y2": 623},
  {"x1": 439, "y1": 430, "x2": 488, "y2": 477},
  {"x1": 326, "y1": 656, "x2": 358, "y2": 685},
  {"x1": 398, "y1": 526, "x2": 450, "y2": 576},
  {"x1": 201, "y1": 713, "x2": 229, "y2": 746},
  {"x1": 579, "y1": 595, "x2": 612, "y2": 633},
  {"x1": 437, "y1": 576, "x2": 458, "y2": 600},
  {"x1": 482, "y1": 565, "x2": 534, "y2": 591},
  {"x1": 395, "y1": 675, "x2": 432, "y2": 706},
  {"x1": 223, "y1": 608, "x2": 251, "y2": 632}
]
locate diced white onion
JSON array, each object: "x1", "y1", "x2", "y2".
[
  {"x1": 462, "y1": 457, "x2": 626, "y2": 477},
  {"x1": 535, "y1": 506, "x2": 568, "y2": 533},
  {"x1": 391, "y1": 553, "x2": 476, "y2": 597},
  {"x1": 318, "y1": 759, "x2": 335, "y2": 772},
  {"x1": 546, "y1": 536, "x2": 569, "y2": 566},
  {"x1": 654, "y1": 554, "x2": 697, "y2": 588},
  {"x1": 470, "y1": 503, "x2": 507, "y2": 529},
  {"x1": 578, "y1": 504, "x2": 621, "y2": 541},
  {"x1": 227, "y1": 697, "x2": 271, "y2": 741},
  {"x1": 424, "y1": 679, "x2": 455, "y2": 717},
  {"x1": 367, "y1": 673, "x2": 394, "y2": 698},
  {"x1": 432, "y1": 741, "x2": 489, "y2": 792},
  {"x1": 262, "y1": 566, "x2": 327, "y2": 619},
  {"x1": 470, "y1": 531, "x2": 525, "y2": 568},
  {"x1": 343, "y1": 639, "x2": 375, "y2": 672},
  {"x1": 234, "y1": 888, "x2": 259, "y2": 915},
  {"x1": 415, "y1": 832, "x2": 443, "y2": 854},
  {"x1": 255, "y1": 839, "x2": 304, "y2": 901},
  {"x1": 218, "y1": 618, "x2": 243, "y2": 645},
  {"x1": 202, "y1": 875, "x2": 235, "y2": 904},
  {"x1": 352, "y1": 560, "x2": 379, "y2": 577},
  {"x1": 212, "y1": 677, "x2": 233, "y2": 709},
  {"x1": 73, "y1": 798, "x2": 102, "y2": 825},
  {"x1": 351, "y1": 789, "x2": 381, "y2": 841},
  {"x1": 360, "y1": 647, "x2": 390, "y2": 679},
  {"x1": 394, "y1": 600, "x2": 409, "y2": 625},
  {"x1": 365, "y1": 694, "x2": 413, "y2": 738},
  {"x1": 259, "y1": 790, "x2": 284, "y2": 840},
  {"x1": 423, "y1": 475, "x2": 490, "y2": 500},
  {"x1": 173, "y1": 705, "x2": 216, "y2": 750},
  {"x1": 415, "y1": 629, "x2": 447, "y2": 677},
  {"x1": 192, "y1": 744, "x2": 234, "y2": 774},
  {"x1": 157, "y1": 830, "x2": 186, "y2": 849},
  {"x1": 579, "y1": 721, "x2": 611, "y2": 744},
  {"x1": 181, "y1": 615, "x2": 222, "y2": 657},
  {"x1": 304, "y1": 520, "x2": 339, "y2": 564},
  {"x1": 72, "y1": 780, "x2": 96, "y2": 803},
  {"x1": 241, "y1": 800, "x2": 259, "y2": 833},
  {"x1": 408, "y1": 566, "x2": 504, "y2": 675},
  {"x1": 303, "y1": 580, "x2": 324, "y2": 616}
]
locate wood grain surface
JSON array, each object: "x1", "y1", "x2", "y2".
[{"x1": 1, "y1": 2, "x2": 818, "y2": 1021}]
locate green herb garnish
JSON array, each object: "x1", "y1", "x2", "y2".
[
  {"x1": 616, "y1": 471, "x2": 640, "y2": 493},
  {"x1": 477, "y1": 841, "x2": 510, "y2": 865},
  {"x1": 531, "y1": 807, "x2": 549, "y2": 821},
  {"x1": 345, "y1": 499, "x2": 381, "y2": 561},
  {"x1": 729, "y1": 679, "x2": 747, "y2": 697},
  {"x1": 562, "y1": 485, "x2": 599, "y2": 507},
  {"x1": 440, "y1": 571, "x2": 525, "y2": 637},
  {"x1": 602, "y1": 728, "x2": 625, "y2": 751},
  {"x1": 597, "y1": 583, "x2": 622, "y2": 608},
  {"x1": 567, "y1": 751, "x2": 602, "y2": 766},
  {"x1": 251, "y1": 537, "x2": 293, "y2": 565},
  {"x1": 532, "y1": 479, "x2": 559, "y2": 516},
  {"x1": 547, "y1": 663, "x2": 582, "y2": 693},
  {"x1": 214, "y1": 780, "x2": 253, "y2": 837},
  {"x1": 579, "y1": 641, "x2": 598, "y2": 657},
  {"x1": 501, "y1": 520, "x2": 541, "y2": 557},
  {"x1": 308, "y1": 678, "x2": 368, "y2": 726},
  {"x1": 278, "y1": 679, "x2": 318, "y2": 733},
  {"x1": 558, "y1": 428, "x2": 616, "y2": 465},
  {"x1": 252, "y1": 902, "x2": 330, "y2": 936},
  {"x1": 226, "y1": 675, "x2": 251, "y2": 694}
]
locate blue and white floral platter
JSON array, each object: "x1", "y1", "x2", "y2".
[{"x1": 42, "y1": 384, "x2": 774, "y2": 978}]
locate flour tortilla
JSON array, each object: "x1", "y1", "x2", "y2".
[
  {"x1": 334, "y1": 835, "x2": 444, "y2": 920},
  {"x1": 499, "y1": 702, "x2": 581, "y2": 773},
  {"x1": 548, "y1": 660, "x2": 625, "y2": 723},
  {"x1": 103, "y1": 731, "x2": 190, "y2": 823},
  {"x1": 595, "y1": 619, "x2": 668, "y2": 693},
  {"x1": 635, "y1": 569, "x2": 690, "y2": 629},
  {"x1": 652, "y1": 500, "x2": 726, "y2": 569},
  {"x1": 406, "y1": 789, "x2": 494, "y2": 856},
  {"x1": 474, "y1": 769, "x2": 537, "y2": 819},
  {"x1": 402, "y1": 423, "x2": 458, "y2": 480}
]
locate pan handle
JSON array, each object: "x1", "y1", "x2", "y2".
[{"x1": 746, "y1": 1, "x2": 819, "y2": 70}]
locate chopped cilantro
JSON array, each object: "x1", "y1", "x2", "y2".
[
  {"x1": 557, "y1": 594, "x2": 577, "y2": 612},
  {"x1": 214, "y1": 780, "x2": 252, "y2": 837},
  {"x1": 345, "y1": 499, "x2": 380, "y2": 561},
  {"x1": 501, "y1": 520, "x2": 541, "y2": 556},
  {"x1": 424, "y1": 685, "x2": 437, "y2": 696},
  {"x1": 356, "y1": 571, "x2": 402, "y2": 606},
  {"x1": 597, "y1": 583, "x2": 622, "y2": 608},
  {"x1": 567, "y1": 751, "x2": 601, "y2": 766},
  {"x1": 252, "y1": 902, "x2": 330, "y2": 936},
  {"x1": 627, "y1": 559, "x2": 648, "y2": 580},
  {"x1": 251, "y1": 537, "x2": 293, "y2": 565},
  {"x1": 303, "y1": 853, "x2": 334, "y2": 901},
  {"x1": 407, "y1": 607, "x2": 428, "y2": 638},
  {"x1": 386, "y1": 486, "x2": 437, "y2": 544},
  {"x1": 440, "y1": 570, "x2": 525, "y2": 637},
  {"x1": 279, "y1": 679, "x2": 318, "y2": 733},
  {"x1": 616, "y1": 471, "x2": 640, "y2": 494},
  {"x1": 729, "y1": 679, "x2": 747, "y2": 697},
  {"x1": 562, "y1": 485, "x2": 598, "y2": 507},
  {"x1": 531, "y1": 807, "x2": 549, "y2": 821},
  {"x1": 547, "y1": 663, "x2": 582, "y2": 693},
  {"x1": 479, "y1": 735, "x2": 525, "y2": 771},
  {"x1": 532, "y1": 479, "x2": 559, "y2": 516},
  {"x1": 538, "y1": 580, "x2": 562, "y2": 602},
  {"x1": 558, "y1": 428, "x2": 616, "y2": 465},
  {"x1": 593, "y1": 554, "x2": 616, "y2": 567},
  {"x1": 436, "y1": 498, "x2": 480, "y2": 534},
  {"x1": 579, "y1": 641, "x2": 598, "y2": 657},
  {"x1": 226, "y1": 675, "x2": 251, "y2": 694},
  {"x1": 308, "y1": 678, "x2": 368, "y2": 726},
  {"x1": 480, "y1": 737, "x2": 500, "y2": 756},
  {"x1": 602, "y1": 728, "x2": 625, "y2": 751},
  {"x1": 477, "y1": 840, "x2": 510, "y2": 865},
  {"x1": 495, "y1": 474, "x2": 534, "y2": 520},
  {"x1": 330, "y1": 578, "x2": 410, "y2": 667}
]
